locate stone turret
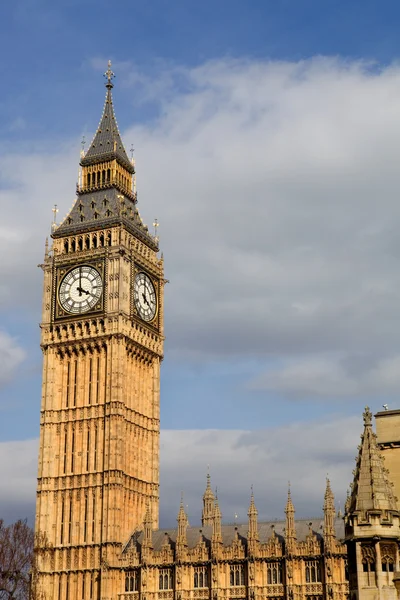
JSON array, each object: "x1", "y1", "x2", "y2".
[
  {"x1": 323, "y1": 478, "x2": 335, "y2": 552},
  {"x1": 142, "y1": 504, "x2": 153, "y2": 550},
  {"x1": 176, "y1": 494, "x2": 188, "y2": 551},
  {"x1": 202, "y1": 473, "x2": 215, "y2": 527},
  {"x1": 345, "y1": 406, "x2": 400, "y2": 600},
  {"x1": 247, "y1": 489, "x2": 259, "y2": 556},
  {"x1": 212, "y1": 495, "x2": 223, "y2": 549},
  {"x1": 285, "y1": 485, "x2": 296, "y2": 555}
]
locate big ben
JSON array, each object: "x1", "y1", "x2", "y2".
[{"x1": 35, "y1": 62, "x2": 165, "y2": 599}]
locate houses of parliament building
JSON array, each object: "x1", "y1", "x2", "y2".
[{"x1": 34, "y1": 63, "x2": 400, "y2": 600}]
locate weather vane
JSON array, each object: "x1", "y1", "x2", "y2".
[
  {"x1": 80, "y1": 135, "x2": 86, "y2": 158},
  {"x1": 153, "y1": 218, "x2": 159, "y2": 241},
  {"x1": 51, "y1": 204, "x2": 59, "y2": 230},
  {"x1": 104, "y1": 60, "x2": 115, "y2": 87}
]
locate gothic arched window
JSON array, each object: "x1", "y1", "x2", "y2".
[
  {"x1": 125, "y1": 570, "x2": 139, "y2": 592},
  {"x1": 305, "y1": 561, "x2": 321, "y2": 583},
  {"x1": 267, "y1": 562, "x2": 282, "y2": 584},
  {"x1": 158, "y1": 569, "x2": 173, "y2": 590},
  {"x1": 230, "y1": 564, "x2": 245, "y2": 586},
  {"x1": 194, "y1": 567, "x2": 208, "y2": 588}
]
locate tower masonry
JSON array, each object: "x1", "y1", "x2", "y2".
[{"x1": 35, "y1": 62, "x2": 165, "y2": 600}]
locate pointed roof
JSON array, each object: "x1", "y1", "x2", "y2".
[
  {"x1": 53, "y1": 187, "x2": 158, "y2": 250},
  {"x1": 324, "y1": 478, "x2": 335, "y2": 513},
  {"x1": 177, "y1": 494, "x2": 186, "y2": 523},
  {"x1": 285, "y1": 485, "x2": 295, "y2": 515},
  {"x1": 212, "y1": 496, "x2": 223, "y2": 544},
  {"x1": 348, "y1": 406, "x2": 398, "y2": 515},
  {"x1": 203, "y1": 473, "x2": 215, "y2": 501},
  {"x1": 81, "y1": 61, "x2": 134, "y2": 173},
  {"x1": 248, "y1": 489, "x2": 258, "y2": 518},
  {"x1": 214, "y1": 496, "x2": 222, "y2": 519}
]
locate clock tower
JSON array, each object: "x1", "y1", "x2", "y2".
[{"x1": 35, "y1": 62, "x2": 164, "y2": 599}]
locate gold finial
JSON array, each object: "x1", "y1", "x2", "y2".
[
  {"x1": 153, "y1": 218, "x2": 159, "y2": 241},
  {"x1": 51, "y1": 204, "x2": 59, "y2": 231},
  {"x1": 104, "y1": 60, "x2": 115, "y2": 88},
  {"x1": 81, "y1": 135, "x2": 86, "y2": 157},
  {"x1": 363, "y1": 406, "x2": 372, "y2": 426}
]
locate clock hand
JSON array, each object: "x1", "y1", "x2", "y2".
[
  {"x1": 142, "y1": 292, "x2": 149, "y2": 306},
  {"x1": 77, "y1": 286, "x2": 90, "y2": 296},
  {"x1": 78, "y1": 267, "x2": 82, "y2": 297}
]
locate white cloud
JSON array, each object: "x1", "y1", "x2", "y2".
[
  {"x1": 250, "y1": 353, "x2": 400, "y2": 399},
  {"x1": 159, "y1": 414, "x2": 360, "y2": 526},
  {"x1": 3, "y1": 56, "x2": 400, "y2": 400},
  {"x1": 0, "y1": 144, "x2": 79, "y2": 310},
  {"x1": 0, "y1": 438, "x2": 38, "y2": 523},
  {"x1": 0, "y1": 331, "x2": 25, "y2": 394},
  {"x1": 0, "y1": 414, "x2": 361, "y2": 526}
]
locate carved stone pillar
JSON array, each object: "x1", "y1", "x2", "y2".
[{"x1": 376, "y1": 539, "x2": 383, "y2": 590}]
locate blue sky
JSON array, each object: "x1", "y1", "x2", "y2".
[
  {"x1": 3, "y1": 0, "x2": 400, "y2": 142},
  {"x1": 2, "y1": 0, "x2": 400, "y2": 524}
]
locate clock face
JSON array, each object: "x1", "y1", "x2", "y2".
[
  {"x1": 134, "y1": 272, "x2": 157, "y2": 322},
  {"x1": 59, "y1": 265, "x2": 103, "y2": 314}
]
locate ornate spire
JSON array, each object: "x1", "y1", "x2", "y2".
[
  {"x1": 285, "y1": 484, "x2": 296, "y2": 555},
  {"x1": 212, "y1": 496, "x2": 222, "y2": 545},
  {"x1": 54, "y1": 62, "x2": 158, "y2": 250},
  {"x1": 176, "y1": 493, "x2": 188, "y2": 547},
  {"x1": 346, "y1": 406, "x2": 398, "y2": 519},
  {"x1": 81, "y1": 61, "x2": 133, "y2": 173},
  {"x1": 323, "y1": 478, "x2": 336, "y2": 550},
  {"x1": 142, "y1": 504, "x2": 153, "y2": 549},
  {"x1": 202, "y1": 471, "x2": 215, "y2": 527},
  {"x1": 247, "y1": 488, "x2": 259, "y2": 542}
]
